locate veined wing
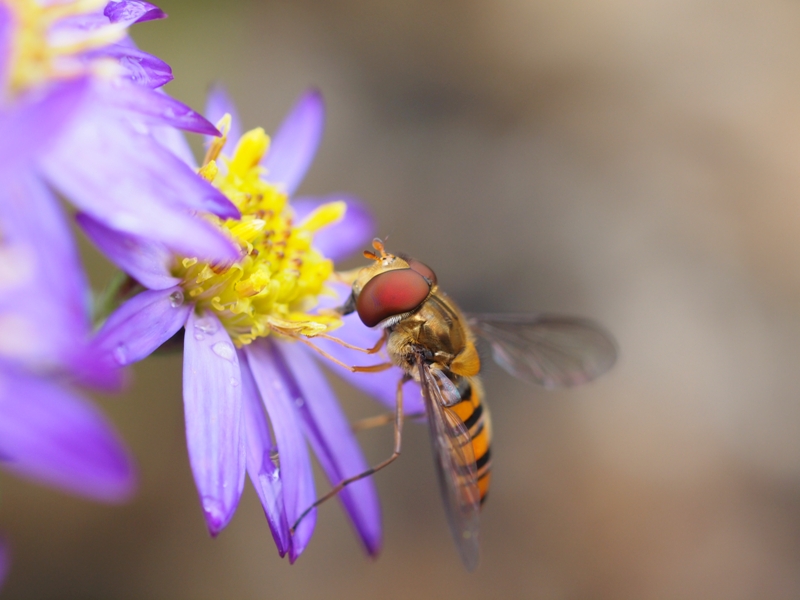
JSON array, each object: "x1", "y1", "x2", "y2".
[
  {"x1": 466, "y1": 313, "x2": 617, "y2": 389},
  {"x1": 417, "y1": 355, "x2": 481, "y2": 571}
]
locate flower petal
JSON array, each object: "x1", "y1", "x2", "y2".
[
  {"x1": 205, "y1": 84, "x2": 242, "y2": 149},
  {"x1": 94, "y1": 286, "x2": 190, "y2": 367},
  {"x1": 97, "y1": 82, "x2": 220, "y2": 135},
  {"x1": 262, "y1": 89, "x2": 324, "y2": 196},
  {"x1": 0, "y1": 3, "x2": 11, "y2": 87},
  {"x1": 239, "y1": 354, "x2": 289, "y2": 556},
  {"x1": 246, "y1": 341, "x2": 316, "y2": 562},
  {"x1": 40, "y1": 107, "x2": 241, "y2": 262},
  {"x1": 0, "y1": 369, "x2": 136, "y2": 502},
  {"x1": 293, "y1": 195, "x2": 375, "y2": 262},
  {"x1": 278, "y1": 342, "x2": 382, "y2": 555},
  {"x1": 0, "y1": 78, "x2": 89, "y2": 170},
  {"x1": 94, "y1": 43, "x2": 172, "y2": 88},
  {"x1": 150, "y1": 124, "x2": 198, "y2": 169},
  {"x1": 77, "y1": 213, "x2": 179, "y2": 290},
  {"x1": 0, "y1": 169, "x2": 122, "y2": 390},
  {"x1": 103, "y1": 1, "x2": 167, "y2": 25},
  {"x1": 183, "y1": 311, "x2": 246, "y2": 536}
]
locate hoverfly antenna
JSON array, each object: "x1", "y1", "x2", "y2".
[
  {"x1": 372, "y1": 237, "x2": 391, "y2": 258},
  {"x1": 363, "y1": 249, "x2": 380, "y2": 261}
]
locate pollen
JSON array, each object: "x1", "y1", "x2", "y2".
[
  {"x1": 6, "y1": 0, "x2": 125, "y2": 95},
  {"x1": 174, "y1": 119, "x2": 346, "y2": 347}
]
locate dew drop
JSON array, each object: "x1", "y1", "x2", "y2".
[
  {"x1": 212, "y1": 341, "x2": 235, "y2": 362},
  {"x1": 230, "y1": 377, "x2": 240, "y2": 387},
  {"x1": 113, "y1": 343, "x2": 128, "y2": 366},
  {"x1": 194, "y1": 318, "x2": 218, "y2": 335},
  {"x1": 294, "y1": 396, "x2": 305, "y2": 408},
  {"x1": 194, "y1": 332, "x2": 204, "y2": 341},
  {"x1": 169, "y1": 290, "x2": 184, "y2": 307}
]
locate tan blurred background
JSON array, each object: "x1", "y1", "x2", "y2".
[{"x1": 6, "y1": 0, "x2": 800, "y2": 597}]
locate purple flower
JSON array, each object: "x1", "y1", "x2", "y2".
[
  {"x1": 0, "y1": 0, "x2": 239, "y2": 263},
  {"x1": 88, "y1": 87, "x2": 407, "y2": 561},
  {"x1": 0, "y1": 165, "x2": 136, "y2": 502},
  {"x1": 0, "y1": 157, "x2": 137, "y2": 590}
]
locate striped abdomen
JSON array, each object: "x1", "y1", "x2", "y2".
[{"x1": 448, "y1": 374, "x2": 492, "y2": 505}]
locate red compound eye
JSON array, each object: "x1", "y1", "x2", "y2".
[
  {"x1": 402, "y1": 256, "x2": 438, "y2": 286},
  {"x1": 356, "y1": 268, "x2": 431, "y2": 327}
]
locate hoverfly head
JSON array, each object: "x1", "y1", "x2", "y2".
[{"x1": 350, "y1": 241, "x2": 439, "y2": 328}]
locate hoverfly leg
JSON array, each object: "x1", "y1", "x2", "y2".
[
  {"x1": 292, "y1": 336, "x2": 394, "y2": 372},
  {"x1": 352, "y1": 410, "x2": 425, "y2": 432},
  {"x1": 290, "y1": 375, "x2": 409, "y2": 536},
  {"x1": 313, "y1": 329, "x2": 387, "y2": 354}
]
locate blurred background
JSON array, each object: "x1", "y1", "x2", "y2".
[{"x1": 5, "y1": 0, "x2": 800, "y2": 597}]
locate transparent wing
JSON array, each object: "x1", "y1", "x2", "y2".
[
  {"x1": 467, "y1": 313, "x2": 617, "y2": 389},
  {"x1": 417, "y1": 355, "x2": 481, "y2": 571}
]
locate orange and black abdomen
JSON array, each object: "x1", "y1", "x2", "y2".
[{"x1": 449, "y1": 376, "x2": 493, "y2": 506}]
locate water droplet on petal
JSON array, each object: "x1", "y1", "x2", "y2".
[
  {"x1": 230, "y1": 377, "x2": 239, "y2": 387},
  {"x1": 169, "y1": 290, "x2": 184, "y2": 307},
  {"x1": 194, "y1": 317, "x2": 218, "y2": 335},
  {"x1": 212, "y1": 341, "x2": 235, "y2": 362},
  {"x1": 113, "y1": 343, "x2": 128, "y2": 365},
  {"x1": 294, "y1": 396, "x2": 305, "y2": 407},
  {"x1": 194, "y1": 332, "x2": 204, "y2": 341}
]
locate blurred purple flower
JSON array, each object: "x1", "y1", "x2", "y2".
[
  {"x1": 0, "y1": 0, "x2": 239, "y2": 263},
  {"x1": 87, "y1": 88, "x2": 418, "y2": 561},
  {"x1": 0, "y1": 174, "x2": 135, "y2": 600},
  {"x1": 0, "y1": 165, "x2": 136, "y2": 502}
]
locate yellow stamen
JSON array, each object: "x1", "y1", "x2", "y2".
[{"x1": 175, "y1": 121, "x2": 344, "y2": 347}]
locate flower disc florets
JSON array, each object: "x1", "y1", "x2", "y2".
[
  {"x1": 6, "y1": 0, "x2": 125, "y2": 96},
  {"x1": 174, "y1": 118, "x2": 344, "y2": 347}
]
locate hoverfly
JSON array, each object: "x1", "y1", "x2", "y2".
[{"x1": 293, "y1": 239, "x2": 617, "y2": 570}]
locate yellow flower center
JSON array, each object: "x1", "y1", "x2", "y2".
[
  {"x1": 174, "y1": 116, "x2": 345, "y2": 347},
  {"x1": 6, "y1": 0, "x2": 125, "y2": 96}
]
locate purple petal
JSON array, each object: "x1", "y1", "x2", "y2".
[
  {"x1": 293, "y1": 195, "x2": 375, "y2": 262},
  {"x1": 311, "y1": 320, "x2": 423, "y2": 414},
  {"x1": 239, "y1": 355, "x2": 289, "y2": 555},
  {"x1": 246, "y1": 340, "x2": 317, "y2": 562},
  {"x1": 77, "y1": 213, "x2": 179, "y2": 290},
  {"x1": 205, "y1": 84, "x2": 243, "y2": 149},
  {"x1": 262, "y1": 89, "x2": 324, "y2": 196},
  {"x1": 150, "y1": 124, "x2": 198, "y2": 168},
  {"x1": 40, "y1": 106, "x2": 241, "y2": 262},
  {"x1": 278, "y1": 342, "x2": 382, "y2": 555},
  {"x1": 0, "y1": 537, "x2": 8, "y2": 590},
  {"x1": 93, "y1": 43, "x2": 172, "y2": 88},
  {"x1": 0, "y1": 78, "x2": 89, "y2": 170},
  {"x1": 103, "y1": 1, "x2": 167, "y2": 25},
  {"x1": 0, "y1": 4, "x2": 12, "y2": 87},
  {"x1": 94, "y1": 287, "x2": 190, "y2": 367},
  {"x1": 0, "y1": 170, "x2": 109, "y2": 385},
  {"x1": 97, "y1": 82, "x2": 220, "y2": 135},
  {"x1": 0, "y1": 369, "x2": 136, "y2": 502},
  {"x1": 183, "y1": 311, "x2": 246, "y2": 536}
]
